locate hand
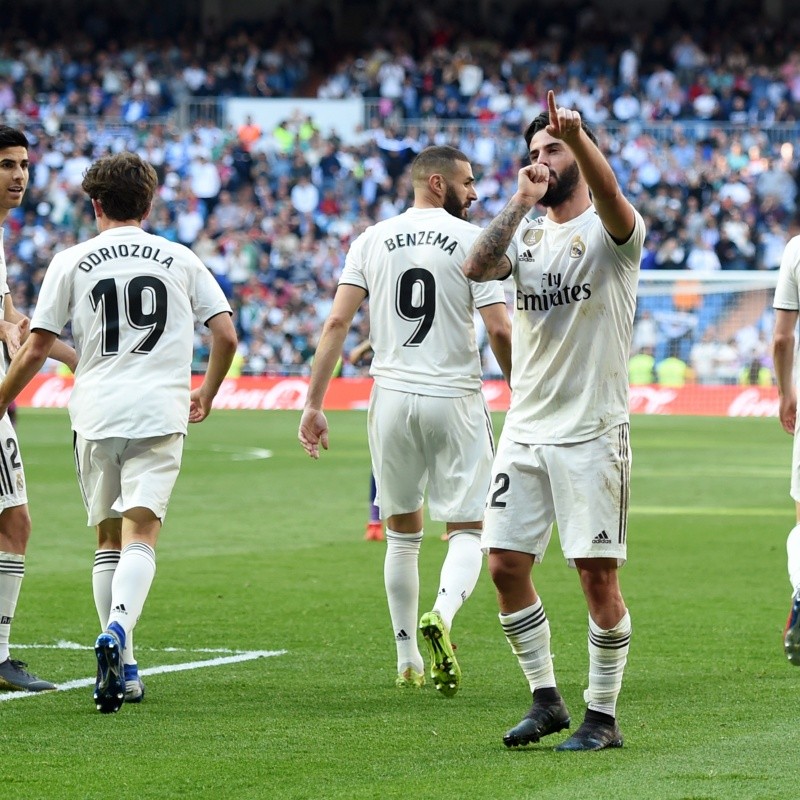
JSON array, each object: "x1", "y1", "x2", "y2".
[
  {"x1": 189, "y1": 387, "x2": 213, "y2": 423},
  {"x1": 516, "y1": 164, "x2": 551, "y2": 205},
  {"x1": 545, "y1": 89, "x2": 583, "y2": 144},
  {"x1": 298, "y1": 408, "x2": 329, "y2": 459},
  {"x1": 0, "y1": 317, "x2": 29, "y2": 360},
  {"x1": 779, "y1": 391, "x2": 797, "y2": 435}
]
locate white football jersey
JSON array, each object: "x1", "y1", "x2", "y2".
[
  {"x1": 774, "y1": 235, "x2": 800, "y2": 313},
  {"x1": 0, "y1": 229, "x2": 12, "y2": 381},
  {"x1": 774, "y1": 234, "x2": 800, "y2": 386},
  {"x1": 504, "y1": 205, "x2": 645, "y2": 444},
  {"x1": 339, "y1": 207, "x2": 505, "y2": 397},
  {"x1": 31, "y1": 225, "x2": 231, "y2": 439}
]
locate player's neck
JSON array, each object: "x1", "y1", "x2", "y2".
[
  {"x1": 545, "y1": 195, "x2": 592, "y2": 225},
  {"x1": 97, "y1": 218, "x2": 142, "y2": 233}
]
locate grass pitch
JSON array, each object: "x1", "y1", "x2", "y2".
[{"x1": 1, "y1": 409, "x2": 796, "y2": 800}]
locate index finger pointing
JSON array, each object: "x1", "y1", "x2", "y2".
[{"x1": 547, "y1": 90, "x2": 558, "y2": 119}]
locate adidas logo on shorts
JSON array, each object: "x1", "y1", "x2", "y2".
[{"x1": 592, "y1": 530, "x2": 611, "y2": 544}]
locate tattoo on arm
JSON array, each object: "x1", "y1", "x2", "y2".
[{"x1": 468, "y1": 199, "x2": 530, "y2": 280}]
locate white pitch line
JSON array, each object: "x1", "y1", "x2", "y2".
[
  {"x1": 0, "y1": 649, "x2": 287, "y2": 703},
  {"x1": 11, "y1": 641, "x2": 263, "y2": 654}
]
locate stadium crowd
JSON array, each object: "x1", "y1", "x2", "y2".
[{"x1": 0, "y1": 3, "x2": 798, "y2": 379}]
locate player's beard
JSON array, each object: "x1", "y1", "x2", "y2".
[
  {"x1": 539, "y1": 161, "x2": 581, "y2": 208},
  {"x1": 443, "y1": 183, "x2": 469, "y2": 219}
]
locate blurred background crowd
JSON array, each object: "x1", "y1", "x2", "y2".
[{"x1": 0, "y1": 0, "x2": 798, "y2": 382}]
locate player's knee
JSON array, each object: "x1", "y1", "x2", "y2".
[{"x1": 488, "y1": 551, "x2": 530, "y2": 593}]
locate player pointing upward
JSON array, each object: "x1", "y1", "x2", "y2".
[{"x1": 463, "y1": 91, "x2": 645, "y2": 750}]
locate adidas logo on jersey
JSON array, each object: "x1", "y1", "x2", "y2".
[
  {"x1": 519, "y1": 249, "x2": 535, "y2": 262},
  {"x1": 592, "y1": 531, "x2": 611, "y2": 544}
]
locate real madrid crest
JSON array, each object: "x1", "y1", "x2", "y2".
[
  {"x1": 569, "y1": 236, "x2": 586, "y2": 258},
  {"x1": 16, "y1": 473, "x2": 24, "y2": 492},
  {"x1": 522, "y1": 228, "x2": 544, "y2": 246}
]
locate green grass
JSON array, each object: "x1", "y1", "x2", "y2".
[{"x1": 1, "y1": 409, "x2": 797, "y2": 799}]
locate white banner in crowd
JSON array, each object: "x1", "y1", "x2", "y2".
[{"x1": 225, "y1": 97, "x2": 366, "y2": 144}]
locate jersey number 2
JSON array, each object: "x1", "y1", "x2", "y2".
[{"x1": 90, "y1": 276, "x2": 168, "y2": 355}]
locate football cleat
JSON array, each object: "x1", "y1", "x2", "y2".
[
  {"x1": 395, "y1": 666, "x2": 425, "y2": 689},
  {"x1": 364, "y1": 521, "x2": 384, "y2": 541},
  {"x1": 0, "y1": 658, "x2": 56, "y2": 692},
  {"x1": 784, "y1": 589, "x2": 800, "y2": 665},
  {"x1": 94, "y1": 626, "x2": 125, "y2": 714},
  {"x1": 124, "y1": 663, "x2": 145, "y2": 703},
  {"x1": 555, "y1": 709, "x2": 623, "y2": 751},
  {"x1": 503, "y1": 696, "x2": 571, "y2": 747},
  {"x1": 419, "y1": 611, "x2": 461, "y2": 698}
]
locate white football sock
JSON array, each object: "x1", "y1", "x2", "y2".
[
  {"x1": 0, "y1": 552, "x2": 24, "y2": 663},
  {"x1": 584, "y1": 610, "x2": 632, "y2": 718},
  {"x1": 384, "y1": 529, "x2": 424, "y2": 673},
  {"x1": 432, "y1": 529, "x2": 482, "y2": 631},
  {"x1": 787, "y1": 524, "x2": 800, "y2": 591},
  {"x1": 107, "y1": 542, "x2": 156, "y2": 645},
  {"x1": 499, "y1": 598, "x2": 557, "y2": 692},
  {"x1": 93, "y1": 549, "x2": 136, "y2": 663}
]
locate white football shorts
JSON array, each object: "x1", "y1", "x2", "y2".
[
  {"x1": 482, "y1": 424, "x2": 631, "y2": 566},
  {"x1": 368, "y1": 385, "x2": 495, "y2": 522},
  {"x1": 0, "y1": 413, "x2": 27, "y2": 510},
  {"x1": 73, "y1": 432, "x2": 185, "y2": 526}
]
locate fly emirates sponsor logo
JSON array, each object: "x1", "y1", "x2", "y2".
[{"x1": 516, "y1": 271, "x2": 591, "y2": 312}]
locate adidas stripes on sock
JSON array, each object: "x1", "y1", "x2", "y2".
[
  {"x1": 384, "y1": 529, "x2": 424, "y2": 674},
  {"x1": 499, "y1": 598, "x2": 557, "y2": 692},
  {"x1": 584, "y1": 610, "x2": 632, "y2": 718}
]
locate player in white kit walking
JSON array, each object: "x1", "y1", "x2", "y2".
[
  {"x1": 0, "y1": 152, "x2": 237, "y2": 712},
  {"x1": 299, "y1": 146, "x2": 512, "y2": 695}
]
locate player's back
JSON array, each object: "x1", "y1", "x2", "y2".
[
  {"x1": 33, "y1": 225, "x2": 229, "y2": 438},
  {"x1": 341, "y1": 207, "x2": 502, "y2": 397}
]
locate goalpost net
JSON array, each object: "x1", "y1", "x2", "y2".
[{"x1": 630, "y1": 270, "x2": 779, "y2": 417}]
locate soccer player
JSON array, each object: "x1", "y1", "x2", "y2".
[
  {"x1": 298, "y1": 145, "x2": 512, "y2": 695},
  {"x1": 463, "y1": 91, "x2": 645, "y2": 750},
  {"x1": 0, "y1": 152, "x2": 237, "y2": 712},
  {"x1": 0, "y1": 126, "x2": 78, "y2": 692},
  {"x1": 771, "y1": 234, "x2": 800, "y2": 665}
]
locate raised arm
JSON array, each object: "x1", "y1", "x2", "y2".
[
  {"x1": 546, "y1": 90, "x2": 635, "y2": 243},
  {"x1": 462, "y1": 164, "x2": 549, "y2": 282}
]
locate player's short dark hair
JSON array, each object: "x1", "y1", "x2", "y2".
[
  {"x1": 0, "y1": 126, "x2": 29, "y2": 151},
  {"x1": 411, "y1": 145, "x2": 470, "y2": 184},
  {"x1": 82, "y1": 152, "x2": 158, "y2": 222},
  {"x1": 523, "y1": 112, "x2": 598, "y2": 149}
]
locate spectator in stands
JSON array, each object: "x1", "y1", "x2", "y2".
[
  {"x1": 656, "y1": 346, "x2": 694, "y2": 386},
  {"x1": 629, "y1": 347, "x2": 656, "y2": 385}
]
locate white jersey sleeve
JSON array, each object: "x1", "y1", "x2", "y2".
[
  {"x1": 339, "y1": 207, "x2": 505, "y2": 396},
  {"x1": 31, "y1": 226, "x2": 231, "y2": 439},
  {"x1": 774, "y1": 235, "x2": 800, "y2": 311}
]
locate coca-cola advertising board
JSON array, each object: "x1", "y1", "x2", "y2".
[{"x1": 17, "y1": 375, "x2": 780, "y2": 417}]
